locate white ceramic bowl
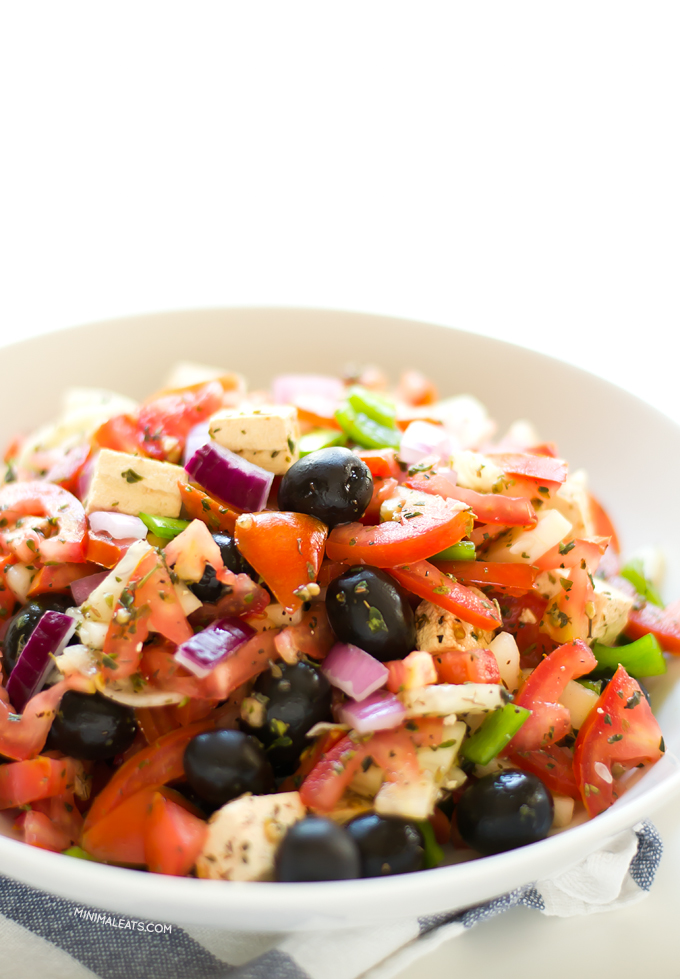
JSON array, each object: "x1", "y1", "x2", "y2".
[{"x1": 2, "y1": 307, "x2": 680, "y2": 931}]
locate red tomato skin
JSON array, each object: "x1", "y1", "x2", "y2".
[
  {"x1": 235, "y1": 511, "x2": 328, "y2": 614},
  {"x1": 504, "y1": 639, "x2": 598, "y2": 753},
  {"x1": 0, "y1": 675, "x2": 94, "y2": 761},
  {"x1": 573, "y1": 665, "x2": 664, "y2": 817},
  {"x1": 589, "y1": 494, "x2": 620, "y2": 554},
  {"x1": 404, "y1": 472, "x2": 537, "y2": 527},
  {"x1": 300, "y1": 733, "x2": 371, "y2": 811},
  {"x1": 355, "y1": 449, "x2": 402, "y2": 480},
  {"x1": 144, "y1": 792, "x2": 208, "y2": 876},
  {"x1": 625, "y1": 600, "x2": 680, "y2": 654},
  {"x1": 326, "y1": 503, "x2": 473, "y2": 568},
  {"x1": 429, "y1": 806, "x2": 451, "y2": 845},
  {"x1": 489, "y1": 589, "x2": 556, "y2": 669},
  {"x1": 431, "y1": 560, "x2": 538, "y2": 595},
  {"x1": 273, "y1": 603, "x2": 335, "y2": 662},
  {"x1": 137, "y1": 382, "x2": 223, "y2": 461},
  {"x1": 0, "y1": 756, "x2": 78, "y2": 809},
  {"x1": 434, "y1": 648, "x2": 501, "y2": 685},
  {"x1": 396, "y1": 370, "x2": 438, "y2": 407},
  {"x1": 487, "y1": 452, "x2": 568, "y2": 486},
  {"x1": 27, "y1": 562, "x2": 101, "y2": 597},
  {"x1": 360, "y1": 476, "x2": 399, "y2": 526},
  {"x1": 82, "y1": 787, "x2": 155, "y2": 865},
  {"x1": 16, "y1": 810, "x2": 71, "y2": 852},
  {"x1": 508, "y1": 746, "x2": 580, "y2": 800},
  {"x1": 178, "y1": 480, "x2": 240, "y2": 533},
  {"x1": 389, "y1": 560, "x2": 502, "y2": 631}
]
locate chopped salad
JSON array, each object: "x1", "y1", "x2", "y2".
[{"x1": 0, "y1": 361, "x2": 673, "y2": 881}]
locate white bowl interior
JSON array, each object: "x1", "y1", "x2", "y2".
[{"x1": 1, "y1": 308, "x2": 679, "y2": 929}]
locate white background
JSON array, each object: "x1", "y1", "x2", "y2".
[{"x1": 1, "y1": 4, "x2": 679, "y2": 977}]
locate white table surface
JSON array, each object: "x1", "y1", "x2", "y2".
[{"x1": 1, "y1": 4, "x2": 679, "y2": 976}]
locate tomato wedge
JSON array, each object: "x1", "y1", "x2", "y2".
[
  {"x1": 274, "y1": 603, "x2": 335, "y2": 663},
  {"x1": 508, "y1": 745, "x2": 580, "y2": 800},
  {"x1": 487, "y1": 452, "x2": 568, "y2": 487},
  {"x1": 0, "y1": 675, "x2": 94, "y2": 761},
  {"x1": 625, "y1": 599, "x2": 680, "y2": 654},
  {"x1": 589, "y1": 494, "x2": 620, "y2": 553},
  {"x1": 85, "y1": 531, "x2": 136, "y2": 569},
  {"x1": 432, "y1": 560, "x2": 538, "y2": 594},
  {"x1": 27, "y1": 561, "x2": 101, "y2": 597},
  {"x1": 434, "y1": 648, "x2": 501, "y2": 684},
  {"x1": 16, "y1": 810, "x2": 72, "y2": 853},
  {"x1": 573, "y1": 665, "x2": 664, "y2": 817},
  {"x1": 389, "y1": 559, "x2": 502, "y2": 630},
  {"x1": 404, "y1": 472, "x2": 537, "y2": 527},
  {"x1": 178, "y1": 480, "x2": 240, "y2": 534},
  {"x1": 0, "y1": 482, "x2": 88, "y2": 564},
  {"x1": 235, "y1": 512, "x2": 328, "y2": 613},
  {"x1": 83, "y1": 786, "x2": 155, "y2": 864},
  {"x1": 534, "y1": 536, "x2": 609, "y2": 574},
  {"x1": 326, "y1": 497, "x2": 473, "y2": 567},
  {"x1": 360, "y1": 476, "x2": 399, "y2": 526},
  {"x1": 504, "y1": 639, "x2": 598, "y2": 753},
  {"x1": 0, "y1": 756, "x2": 80, "y2": 809},
  {"x1": 144, "y1": 791, "x2": 207, "y2": 876},
  {"x1": 355, "y1": 449, "x2": 403, "y2": 480}
]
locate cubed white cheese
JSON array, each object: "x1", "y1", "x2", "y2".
[
  {"x1": 485, "y1": 509, "x2": 573, "y2": 565},
  {"x1": 488, "y1": 631, "x2": 522, "y2": 692},
  {"x1": 349, "y1": 759, "x2": 385, "y2": 798},
  {"x1": 209, "y1": 404, "x2": 300, "y2": 475},
  {"x1": 551, "y1": 794, "x2": 575, "y2": 829},
  {"x1": 416, "y1": 721, "x2": 467, "y2": 780},
  {"x1": 415, "y1": 598, "x2": 498, "y2": 654},
  {"x1": 590, "y1": 578, "x2": 635, "y2": 645},
  {"x1": 401, "y1": 683, "x2": 509, "y2": 716},
  {"x1": 196, "y1": 792, "x2": 305, "y2": 882},
  {"x1": 374, "y1": 770, "x2": 439, "y2": 821},
  {"x1": 85, "y1": 449, "x2": 184, "y2": 518}
]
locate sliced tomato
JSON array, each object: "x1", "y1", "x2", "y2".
[
  {"x1": 385, "y1": 651, "x2": 438, "y2": 693},
  {"x1": 292, "y1": 394, "x2": 343, "y2": 430},
  {"x1": 298, "y1": 732, "x2": 370, "y2": 811},
  {"x1": 388, "y1": 559, "x2": 502, "y2": 631},
  {"x1": 396, "y1": 370, "x2": 438, "y2": 407},
  {"x1": 144, "y1": 791, "x2": 208, "y2": 876},
  {"x1": 279, "y1": 727, "x2": 347, "y2": 792},
  {"x1": 83, "y1": 717, "x2": 218, "y2": 830},
  {"x1": 82, "y1": 786, "x2": 155, "y2": 864},
  {"x1": 15, "y1": 810, "x2": 72, "y2": 852},
  {"x1": 429, "y1": 806, "x2": 451, "y2": 845},
  {"x1": 508, "y1": 745, "x2": 580, "y2": 800},
  {"x1": 489, "y1": 589, "x2": 556, "y2": 669},
  {"x1": 360, "y1": 476, "x2": 399, "y2": 525},
  {"x1": 504, "y1": 639, "x2": 598, "y2": 753},
  {"x1": 102, "y1": 550, "x2": 191, "y2": 681},
  {"x1": 326, "y1": 498, "x2": 473, "y2": 568},
  {"x1": 0, "y1": 482, "x2": 88, "y2": 564},
  {"x1": 432, "y1": 560, "x2": 538, "y2": 595},
  {"x1": 317, "y1": 560, "x2": 349, "y2": 588},
  {"x1": 534, "y1": 536, "x2": 610, "y2": 574},
  {"x1": 136, "y1": 381, "x2": 224, "y2": 461},
  {"x1": 163, "y1": 518, "x2": 228, "y2": 584},
  {"x1": 404, "y1": 472, "x2": 537, "y2": 527},
  {"x1": 41, "y1": 443, "x2": 92, "y2": 494},
  {"x1": 85, "y1": 531, "x2": 136, "y2": 569},
  {"x1": 94, "y1": 415, "x2": 142, "y2": 455},
  {"x1": 33, "y1": 791, "x2": 83, "y2": 844},
  {"x1": 434, "y1": 648, "x2": 501, "y2": 685},
  {"x1": 625, "y1": 599, "x2": 680, "y2": 654},
  {"x1": 274, "y1": 603, "x2": 335, "y2": 663},
  {"x1": 0, "y1": 554, "x2": 17, "y2": 622},
  {"x1": 356, "y1": 449, "x2": 403, "y2": 480},
  {"x1": 0, "y1": 675, "x2": 94, "y2": 761},
  {"x1": 589, "y1": 494, "x2": 620, "y2": 554},
  {"x1": 27, "y1": 561, "x2": 101, "y2": 597},
  {"x1": 573, "y1": 665, "x2": 664, "y2": 817},
  {"x1": 487, "y1": 452, "x2": 568, "y2": 487},
  {"x1": 162, "y1": 629, "x2": 280, "y2": 702},
  {"x1": 541, "y1": 566, "x2": 593, "y2": 644},
  {"x1": 235, "y1": 512, "x2": 328, "y2": 614},
  {"x1": 0, "y1": 756, "x2": 79, "y2": 809}
]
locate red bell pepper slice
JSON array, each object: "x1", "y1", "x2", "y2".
[
  {"x1": 178, "y1": 480, "x2": 240, "y2": 534},
  {"x1": 432, "y1": 559, "x2": 538, "y2": 594},
  {"x1": 625, "y1": 599, "x2": 680, "y2": 654},
  {"x1": 388, "y1": 559, "x2": 502, "y2": 631}
]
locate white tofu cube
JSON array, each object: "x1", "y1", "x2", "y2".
[
  {"x1": 196, "y1": 792, "x2": 305, "y2": 881},
  {"x1": 209, "y1": 404, "x2": 300, "y2": 475},
  {"x1": 85, "y1": 449, "x2": 184, "y2": 518}
]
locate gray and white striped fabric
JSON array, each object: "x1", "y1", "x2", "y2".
[{"x1": 0, "y1": 822, "x2": 660, "y2": 979}]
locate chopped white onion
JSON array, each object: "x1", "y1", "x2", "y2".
[
  {"x1": 339, "y1": 690, "x2": 406, "y2": 733},
  {"x1": 89, "y1": 511, "x2": 147, "y2": 540}
]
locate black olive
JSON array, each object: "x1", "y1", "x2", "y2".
[
  {"x1": 275, "y1": 816, "x2": 361, "y2": 881},
  {"x1": 456, "y1": 770, "x2": 554, "y2": 855},
  {"x1": 345, "y1": 813, "x2": 424, "y2": 877},
  {"x1": 3, "y1": 594, "x2": 78, "y2": 676},
  {"x1": 326, "y1": 566, "x2": 416, "y2": 662},
  {"x1": 278, "y1": 447, "x2": 373, "y2": 528},
  {"x1": 189, "y1": 532, "x2": 256, "y2": 603},
  {"x1": 45, "y1": 691, "x2": 137, "y2": 760},
  {"x1": 241, "y1": 661, "x2": 333, "y2": 777},
  {"x1": 183, "y1": 729, "x2": 275, "y2": 808}
]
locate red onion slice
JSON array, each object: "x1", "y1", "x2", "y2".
[
  {"x1": 6, "y1": 611, "x2": 76, "y2": 713},
  {"x1": 272, "y1": 374, "x2": 345, "y2": 405},
  {"x1": 321, "y1": 643, "x2": 388, "y2": 702},
  {"x1": 71, "y1": 571, "x2": 111, "y2": 607},
  {"x1": 174, "y1": 617, "x2": 255, "y2": 678},
  {"x1": 183, "y1": 421, "x2": 211, "y2": 467},
  {"x1": 185, "y1": 441, "x2": 274, "y2": 512},
  {"x1": 88, "y1": 511, "x2": 148, "y2": 540},
  {"x1": 399, "y1": 421, "x2": 457, "y2": 465},
  {"x1": 338, "y1": 690, "x2": 407, "y2": 734}
]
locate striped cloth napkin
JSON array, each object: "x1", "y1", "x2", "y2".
[{"x1": 0, "y1": 822, "x2": 660, "y2": 979}]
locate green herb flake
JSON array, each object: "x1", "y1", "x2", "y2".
[
  {"x1": 366, "y1": 606, "x2": 388, "y2": 633},
  {"x1": 121, "y1": 469, "x2": 143, "y2": 484}
]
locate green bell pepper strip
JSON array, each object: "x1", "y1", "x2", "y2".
[
  {"x1": 430, "y1": 540, "x2": 476, "y2": 562},
  {"x1": 460, "y1": 704, "x2": 531, "y2": 766},
  {"x1": 335, "y1": 403, "x2": 401, "y2": 450},
  {"x1": 577, "y1": 678, "x2": 603, "y2": 695},
  {"x1": 346, "y1": 385, "x2": 397, "y2": 429},
  {"x1": 619, "y1": 559, "x2": 664, "y2": 607},
  {"x1": 591, "y1": 633, "x2": 666, "y2": 678},
  {"x1": 139, "y1": 512, "x2": 190, "y2": 541},
  {"x1": 416, "y1": 818, "x2": 444, "y2": 869},
  {"x1": 299, "y1": 428, "x2": 347, "y2": 456}
]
